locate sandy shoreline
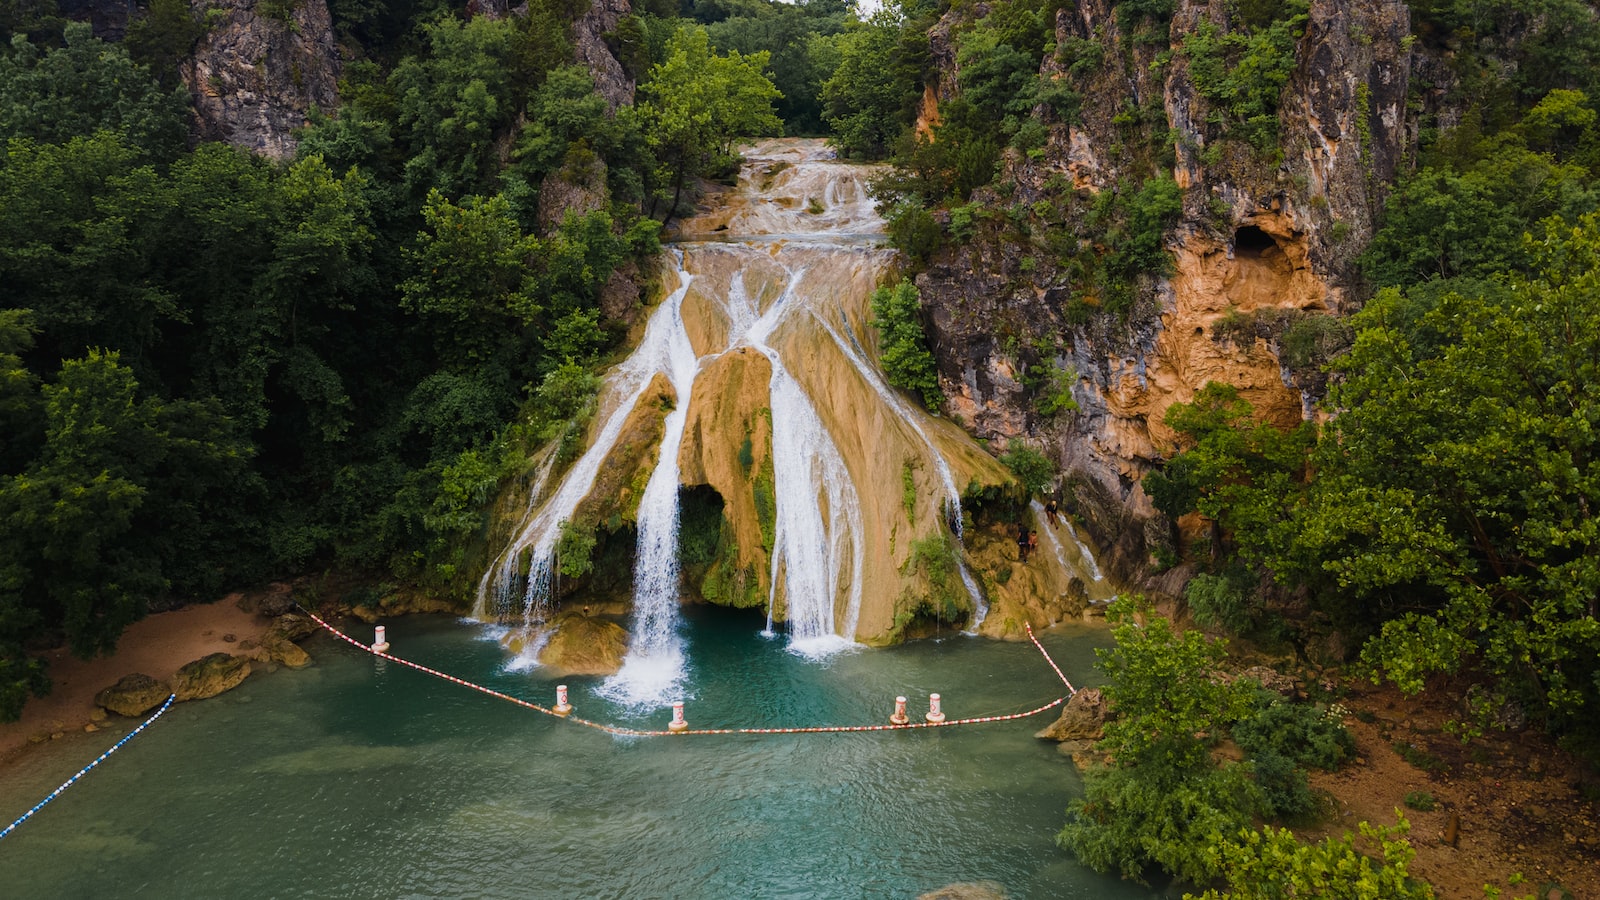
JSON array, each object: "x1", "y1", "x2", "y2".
[{"x1": 0, "y1": 600, "x2": 272, "y2": 766}]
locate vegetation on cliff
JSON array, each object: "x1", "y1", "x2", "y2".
[{"x1": 0, "y1": 1, "x2": 784, "y2": 718}]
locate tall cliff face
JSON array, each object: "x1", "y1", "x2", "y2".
[
  {"x1": 181, "y1": 0, "x2": 341, "y2": 160},
  {"x1": 573, "y1": 0, "x2": 634, "y2": 110},
  {"x1": 915, "y1": 0, "x2": 1412, "y2": 590}
]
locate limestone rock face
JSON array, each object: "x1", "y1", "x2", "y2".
[
  {"x1": 173, "y1": 653, "x2": 252, "y2": 701},
  {"x1": 573, "y1": 0, "x2": 634, "y2": 110},
  {"x1": 181, "y1": 0, "x2": 341, "y2": 160},
  {"x1": 1035, "y1": 687, "x2": 1109, "y2": 742},
  {"x1": 916, "y1": 0, "x2": 1413, "y2": 590},
  {"x1": 95, "y1": 674, "x2": 172, "y2": 717},
  {"x1": 537, "y1": 613, "x2": 629, "y2": 676}
]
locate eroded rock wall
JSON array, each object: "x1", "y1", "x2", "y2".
[
  {"x1": 916, "y1": 0, "x2": 1412, "y2": 590},
  {"x1": 181, "y1": 0, "x2": 341, "y2": 160}
]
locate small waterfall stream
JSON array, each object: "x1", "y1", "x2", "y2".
[{"x1": 478, "y1": 139, "x2": 1109, "y2": 694}]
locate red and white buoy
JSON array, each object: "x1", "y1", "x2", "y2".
[
  {"x1": 890, "y1": 696, "x2": 910, "y2": 725},
  {"x1": 553, "y1": 685, "x2": 572, "y2": 716},
  {"x1": 371, "y1": 625, "x2": 390, "y2": 653},
  {"x1": 668, "y1": 702, "x2": 688, "y2": 733},
  {"x1": 925, "y1": 693, "x2": 946, "y2": 723}
]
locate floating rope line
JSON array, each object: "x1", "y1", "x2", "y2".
[
  {"x1": 305, "y1": 610, "x2": 1078, "y2": 737},
  {"x1": 0, "y1": 693, "x2": 177, "y2": 842}
]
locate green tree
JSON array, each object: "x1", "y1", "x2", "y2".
[
  {"x1": 1298, "y1": 217, "x2": 1600, "y2": 740},
  {"x1": 637, "y1": 26, "x2": 781, "y2": 220},
  {"x1": 0, "y1": 23, "x2": 188, "y2": 160},
  {"x1": 0, "y1": 351, "x2": 259, "y2": 660},
  {"x1": 869, "y1": 278, "x2": 942, "y2": 409},
  {"x1": 1188, "y1": 817, "x2": 1435, "y2": 900},
  {"x1": 1059, "y1": 599, "x2": 1260, "y2": 884}
]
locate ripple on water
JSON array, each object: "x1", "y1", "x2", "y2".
[{"x1": 0, "y1": 613, "x2": 1164, "y2": 899}]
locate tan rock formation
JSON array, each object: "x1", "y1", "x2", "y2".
[
  {"x1": 94, "y1": 673, "x2": 172, "y2": 718},
  {"x1": 537, "y1": 613, "x2": 629, "y2": 676},
  {"x1": 173, "y1": 653, "x2": 251, "y2": 701},
  {"x1": 1035, "y1": 687, "x2": 1109, "y2": 742}
]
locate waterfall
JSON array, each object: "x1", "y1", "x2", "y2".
[
  {"x1": 474, "y1": 264, "x2": 696, "y2": 629},
  {"x1": 599, "y1": 257, "x2": 700, "y2": 706},
  {"x1": 811, "y1": 311, "x2": 988, "y2": 626},
  {"x1": 474, "y1": 138, "x2": 1114, "y2": 679}
]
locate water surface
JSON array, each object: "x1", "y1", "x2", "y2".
[{"x1": 0, "y1": 610, "x2": 1168, "y2": 899}]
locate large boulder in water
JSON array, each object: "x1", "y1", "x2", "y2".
[
  {"x1": 95, "y1": 673, "x2": 171, "y2": 717},
  {"x1": 538, "y1": 614, "x2": 629, "y2": 677},
  {"x1": 1035, "y1": 687, "x2": 1109, "y2": 742},
  {"x1": 173, "y1": 653, "x2": 252, "y2": 701}
]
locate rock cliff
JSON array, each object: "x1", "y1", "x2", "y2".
[
  {"x1": 914, "y1": 0, "x2": 1412, "y2": 590},
  {"x1": 180, "y1": 0, "x2": 341, "y2": 160}
]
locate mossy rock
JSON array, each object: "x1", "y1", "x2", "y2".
[
  {"x1": 537, "y1": 613, "x2": 630, "y2": 677},
  {"x1": 173, "y1": 653, "x2": 252, "y2": 701},
  {"x1": 95, "y1": 673, "x2": 172, "y2": 718}
]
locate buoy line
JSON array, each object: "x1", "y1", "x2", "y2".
[
  {"x1": 0, "y1": 693, "x2": 177, "y2": 842},
  {"x1": 305, "y1": 609, "x2": 1080, "y2": 737}
]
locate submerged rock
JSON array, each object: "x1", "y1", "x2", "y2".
[
  {"x1": 95, "y1": 673, "x2": 172, "y2": 717},
  {"x1": 173, "y1": 653, "x2": 252, "y2": 701},
  {"x1": 1035, "y1": 687, "x2": 1108, "y2": 742},
  {"x1": 538, "y1": 613, "x2": 629, "y2": 677},
  {"x1": 918, "y1": 882, "x2": 1008, "y2": 900}
]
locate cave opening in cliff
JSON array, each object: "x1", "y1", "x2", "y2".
[{"x1": 1233, "y1": 225, "x2": 1279, "y2": 259}]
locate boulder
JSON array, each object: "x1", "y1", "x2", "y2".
[
  {"x1": 173, "y1": 653, "x2": 252, "y2": 701},
  {"x1": 95, "y1": 673, "x2": 172, "y2": 717},
  {"x1": 261, "y1": 635, "x2": 312, "y2": 668},
  {"x1": 1237, "y1": 665, "x2": 1298, "y2": 697},
  {"x1": 1035, "y1": 687, "x2": 1109, "y2": 742},
  {"x1": 268, "y1": 613, "x2": 319, "y2": 643},
  {"x1": 538, "y1": 614, "x2": 629, "y2": 677}
]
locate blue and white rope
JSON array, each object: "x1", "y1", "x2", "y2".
[{"x1": 0, "y1": 693, "x2": 177, "y2": 842}]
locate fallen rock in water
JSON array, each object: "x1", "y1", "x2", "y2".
[
  {"x1": 1035, "y1": 687, "x2": 1109, "y2": 742},
  {"x1": 267, "y1": 613, "x2": 319, "y2": 644},
  {"x1": 257, "y1": 634, "x2": 312, "y2": 668},
  {"x1": 173, "y1": 653, "x2": 252, "y2": 701},
  {"x1": 538, "y1": 614, "x2": 629, "y2": 677},
  {"x1": 95, "y1": 673, "x2": 172, "y2": 717},
  {"x1": 349, "y1": 592, "x2": 461, "y2": 624}
]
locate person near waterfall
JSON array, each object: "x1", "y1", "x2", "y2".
[{"x1": 1017, "y1": 525, "x2": 1031, "y2": 563}]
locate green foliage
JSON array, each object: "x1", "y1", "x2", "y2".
[
  {"x1": 999, "y1": 440, "x2": 1054, "y2": 498},
  {"x1": 1060, "y1": 599, "x2": 1262, "y2": 884},
  {"x1": 869, "y1": 278, "x2": 943, "y2": 410},
  {"x1": 1031, "y1": 361, "x2": 1079, "y2": 417},
  {"x1": 1403, "y1": 790, "x2": 1436, "y2": 812},
  {"x1": 123, "y1": 0, "x2": 210, "y2": 90},
  {"x1": 389, "y1": 7, "x2": 571, "y2": 197},
  {"x1": 901, "y1": 459, "x2": 917, "y2": 520},
  {"x1": 1186, "y1": 816, "x2": 1436, "y2": 900},
  {"x1": 1181, "y1": 1, "x2": 1308, "y2": 151},
  {"x1": 704, "y1": 0, "x2": 849, "y2": 135},
  {"x1": 638, "y1": 26, "x2": 782, "y2": 220},
  {"x1": 0, "y1": 24, "x2": 189, "y2": 161},
  {"x1": 0, "y1": 351, "x2": 262, "y2": 659},
  {"x1": 882, "y1": 199, "x2": 943, "y2": 261},
  {"x1": 554, "y1": 518, "x2": 598, "y2": 578},
  {"x1": 901, "y1": 532, "x2": 968, "y2": 625},
  {"x1": 1063, "y1": 760, "x2": 1265, "y2": 885}
]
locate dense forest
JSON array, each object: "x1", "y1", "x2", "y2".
[{"x1": 3, "y1": 0, "x2": 1600, "y2": 893}]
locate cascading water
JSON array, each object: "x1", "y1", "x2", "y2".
[
  {"x1": 599, "y1": 256, "x2": 701, "y2": 705},
  {"x1": 477, "y1": 139, "x2": 1110, "y2": 682}
]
